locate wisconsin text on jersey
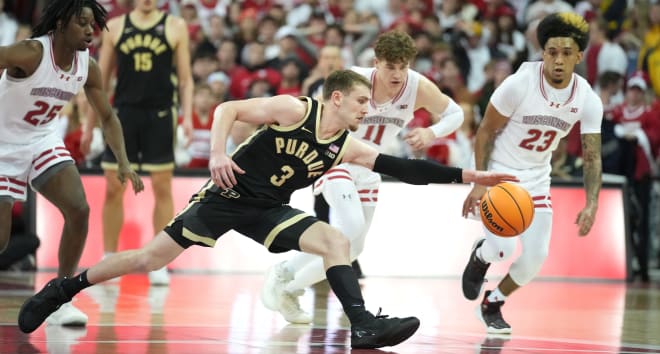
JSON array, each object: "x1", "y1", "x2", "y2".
[
  {"x1": 274, "y1": 137, "x2": 325, "y2": 178},
  {"x1": 522, "y1": 115, "x2": 572, "y2": 131},
  {"x1": 361, "y1": 116, "x2": 405, "y2": 127},
  {"x1": 31, "y1": 87, "x2": 76, "y2": 101}
]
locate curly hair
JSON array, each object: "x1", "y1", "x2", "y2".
[
  {"x1": 32, "y1": 0, "x2": 108, "y2": 38},
  {"x1": 536, "y1": 12, "x2": 589, "y2": 51},
  {"x1": 373, "y1": 30, "x2": 418, "y2": 64}
]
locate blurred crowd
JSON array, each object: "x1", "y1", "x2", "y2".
[{"x1": 2, "y1": 0, "x2": 660, "y2": 275}]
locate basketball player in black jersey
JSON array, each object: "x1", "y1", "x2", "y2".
[
  {"x1": 19, "y1": 70, "x2": 517, "y2": 349},
  {"x1": 93, "y1": 0, "x2": 193, "y2": 285}
]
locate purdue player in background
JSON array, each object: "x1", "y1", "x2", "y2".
[
  {"x1": 19, "y1": 70, "x2": 517, "y2": 349},
  {"x1": 460, "y1": 13, "x2": 603, "y2": 334},
  {"x1": 261, "y1": 30, "x2": 465, "y2": 324},
  {"x1": 0, "y1": 0, "x2": 143, "y2": 327},
  {"x1": 95, "y1": 0, "x2": 193, "y2": 285}
]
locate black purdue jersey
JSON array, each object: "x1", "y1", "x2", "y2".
[
  {"x1": 211, "y1": 97, "x2": 350, "y2": 206},
  {"x1": 113, "y1": 13, "x2": 175, "y2": 107}
]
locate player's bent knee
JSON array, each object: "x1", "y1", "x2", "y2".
[
  {"x1": 63, "y1": 200, "x2": 90, "y2": 223},
  {"x1": 509, "y1": 255, "x2": 546, "y2": 285},
  {"x1": 337, "y1": 214, "x2": 366, "y2": 241},
  {"x1": 323, "y1": 229, "x2": 351, "y2": 256},
  {"x1": 482, "y1": 235, "x2": 516, "y2": 263}
]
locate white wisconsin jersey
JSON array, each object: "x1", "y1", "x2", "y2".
[
  {"x1": 0, "y1": 35, "x2": 89, "y2": 145},
  {"x1": 350, "y1": 66, "x2": 421, "y2": 152},
  {"x1": 489, "y1": 61, "x2": 603, "y2": 173}
]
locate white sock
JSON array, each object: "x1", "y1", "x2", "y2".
[
  {"x1": 487, "y1": 288, "x2": 507, "y2": 303},
  {"x1": 282, "y1": 252, "x2": 318, "y2": 274},
  {"x1": 285, "y1": 257, "x2": 326, "y2": 293},
  {"x1": 103, "y1": 252, "x2": 115, "y2": 260}
]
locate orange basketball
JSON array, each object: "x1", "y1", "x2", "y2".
[{"x1": 479, "y1": 182, "x2": 535, "y2": 237}]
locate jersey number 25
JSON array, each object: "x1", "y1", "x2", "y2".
[{"x1": 23, "y1": 101, "x2": 63, "y2": 126}]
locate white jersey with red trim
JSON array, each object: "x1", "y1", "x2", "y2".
[
  {"x1": 0, "y1": 35, "x2": 89, "y2": 145},
  {"x1": 350, "y1": 66, "x2": 421, "y2": 153},
  {"x1": 489, "y1": 61, "x2": 602, "y2": 175}
]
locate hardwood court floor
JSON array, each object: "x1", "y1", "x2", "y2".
[{"x1": 1, "y1": 271, "x2": 659, "y2": 354}]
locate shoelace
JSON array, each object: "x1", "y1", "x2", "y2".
[
  {"x1": 374, "y1": 307, "x2": 389, "y2": 319},
  {"x1": 282, "y1": 291, "x2": 304, "y2": 311}
]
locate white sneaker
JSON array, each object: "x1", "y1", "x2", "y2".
[
  {"x1": 84, "y1": 284, "x2": 119, "y2": 313},
  {"x1": 45, "y1": 302, "x2": 88, "y2": 326},
  {"x1": 280, "y1": 289, "x2": 312, "y2": 324},
  {"x1": 148, "y1": 285, "x2": 170, "y2": 314},
  {"x1": 261, "y1": 261, "x2": 293, "y2": 311},
  {"x1": 149, "y1": 267, "x2": 170, "y2": 286},
  {"x1": 45, "y1": 325, "x2": 87, "y2": 354}
]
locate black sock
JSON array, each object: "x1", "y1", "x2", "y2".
[
  {"x1": 326, "y1": 265, "x2": 368, "y2": 324},
  {"x1": 61, "y1": 270, "x2": 92, "y2": 298}
]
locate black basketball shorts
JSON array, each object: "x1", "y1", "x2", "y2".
[
  {"x1": 101, "y1": 105, "x2": 176, "y2": 172},
  {"x1": 164, "y1": 194, "x2": 320, "y2": 253}
]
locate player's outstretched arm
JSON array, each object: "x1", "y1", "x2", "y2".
[
  {"x1": 343, "y1": 138, "x2": 518, "y2": 186},
  {"x1": 84, "y1": 57, "x2": 144, "y2": 194},
  {"x1": 372, "y1": 154, "x2": 518, "y2": 186}
]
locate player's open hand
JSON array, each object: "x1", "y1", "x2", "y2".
[
  {"x1": 465, "y1": 170, "x2": 519, "y2": 186},
  {"x1": 117, "y1": 165, "x2": 144, "y2": 194},
  {"x1": 462, "y1": 184, "x2": 487, "y2": 218},
  {"x1": 403, "y1": 127, "x2": 436, "y2": 151},
  {"x1": 575, "y1": 204, "x2": 597, "y2": 236},
  {"x1": 209, "y1": 153, "x2": 245, "y2": 189}
]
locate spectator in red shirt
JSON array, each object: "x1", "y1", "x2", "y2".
[{"x1": 180, "y1": 83, "x2": 219, "y2": 169}]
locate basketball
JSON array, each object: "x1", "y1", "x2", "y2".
[{"x1": 479, "y1": 182, "x2": 535, "y2": 237}]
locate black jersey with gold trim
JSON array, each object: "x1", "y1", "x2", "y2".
[
  {"x1": 211, "y1": 97, "x2": 350, "y2": 206},
  {"x1": 114, "y1": 13, "x2": 175, "y2": 107}
]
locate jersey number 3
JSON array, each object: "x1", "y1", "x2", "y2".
[
  {"x1": 23, "y1": 101, "x2": 63, "y2": 126},
  {"x1": 271, "y1": 165, "x2": 294, "y2": 187},
  {"x1": 518, "y1": 129, "x2": 557, "y2": 152}
]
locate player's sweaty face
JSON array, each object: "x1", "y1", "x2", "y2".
[
  {"x1": 542, "y1": 37, "x2": 582, "y2": 87},
  {"x1": 341, "y1": 85, "x2": 370, "y2": 132},
  {"x1": 65, "y1": 7, "x2": 95, "y2": 51},
  {"x1": 375, "y1": 59, "x2": 409, "y2": 89}
]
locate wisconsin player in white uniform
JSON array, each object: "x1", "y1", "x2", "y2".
[
  {"x1": 0, "y1": 0, "x2": 142, "y2": 326},
  {"x1": 261, "y1": 30, "x2": 465, "y2": 323},
  {"x1": 460, "y1": 13, "x2": 603, "y2": 334}
]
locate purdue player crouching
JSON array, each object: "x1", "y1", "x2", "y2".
[{"x1": 18, "y1": 70, "x2": 516, "y2": 349}]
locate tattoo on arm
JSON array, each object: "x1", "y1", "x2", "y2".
[
  {"x1": 476, "y1": 130, "x2": 498, "y2": 171},
  {"x1": 581, "y1": 133, "x2": 602, "y2": 206}
]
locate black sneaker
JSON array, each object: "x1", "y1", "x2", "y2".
[
  {"x1": 462, "y1": 239, "x2": 490, "y2": 300},
  {"x1": 350, "y1": 309, "x2": 420, "y2": 349},
  {"x1": 18, "y1": 278, "x2": 72, "y2": 333},
  {"x1": 479, "y1": 291, "x2": 511, "y2": 334}
]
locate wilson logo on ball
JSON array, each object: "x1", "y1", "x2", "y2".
[
  {"x1": 481, "y1": 199, "x2": 504, "y2": 233},
  {"x1": 479, "y1": 182, "x2": 535, "y2": 237}
]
